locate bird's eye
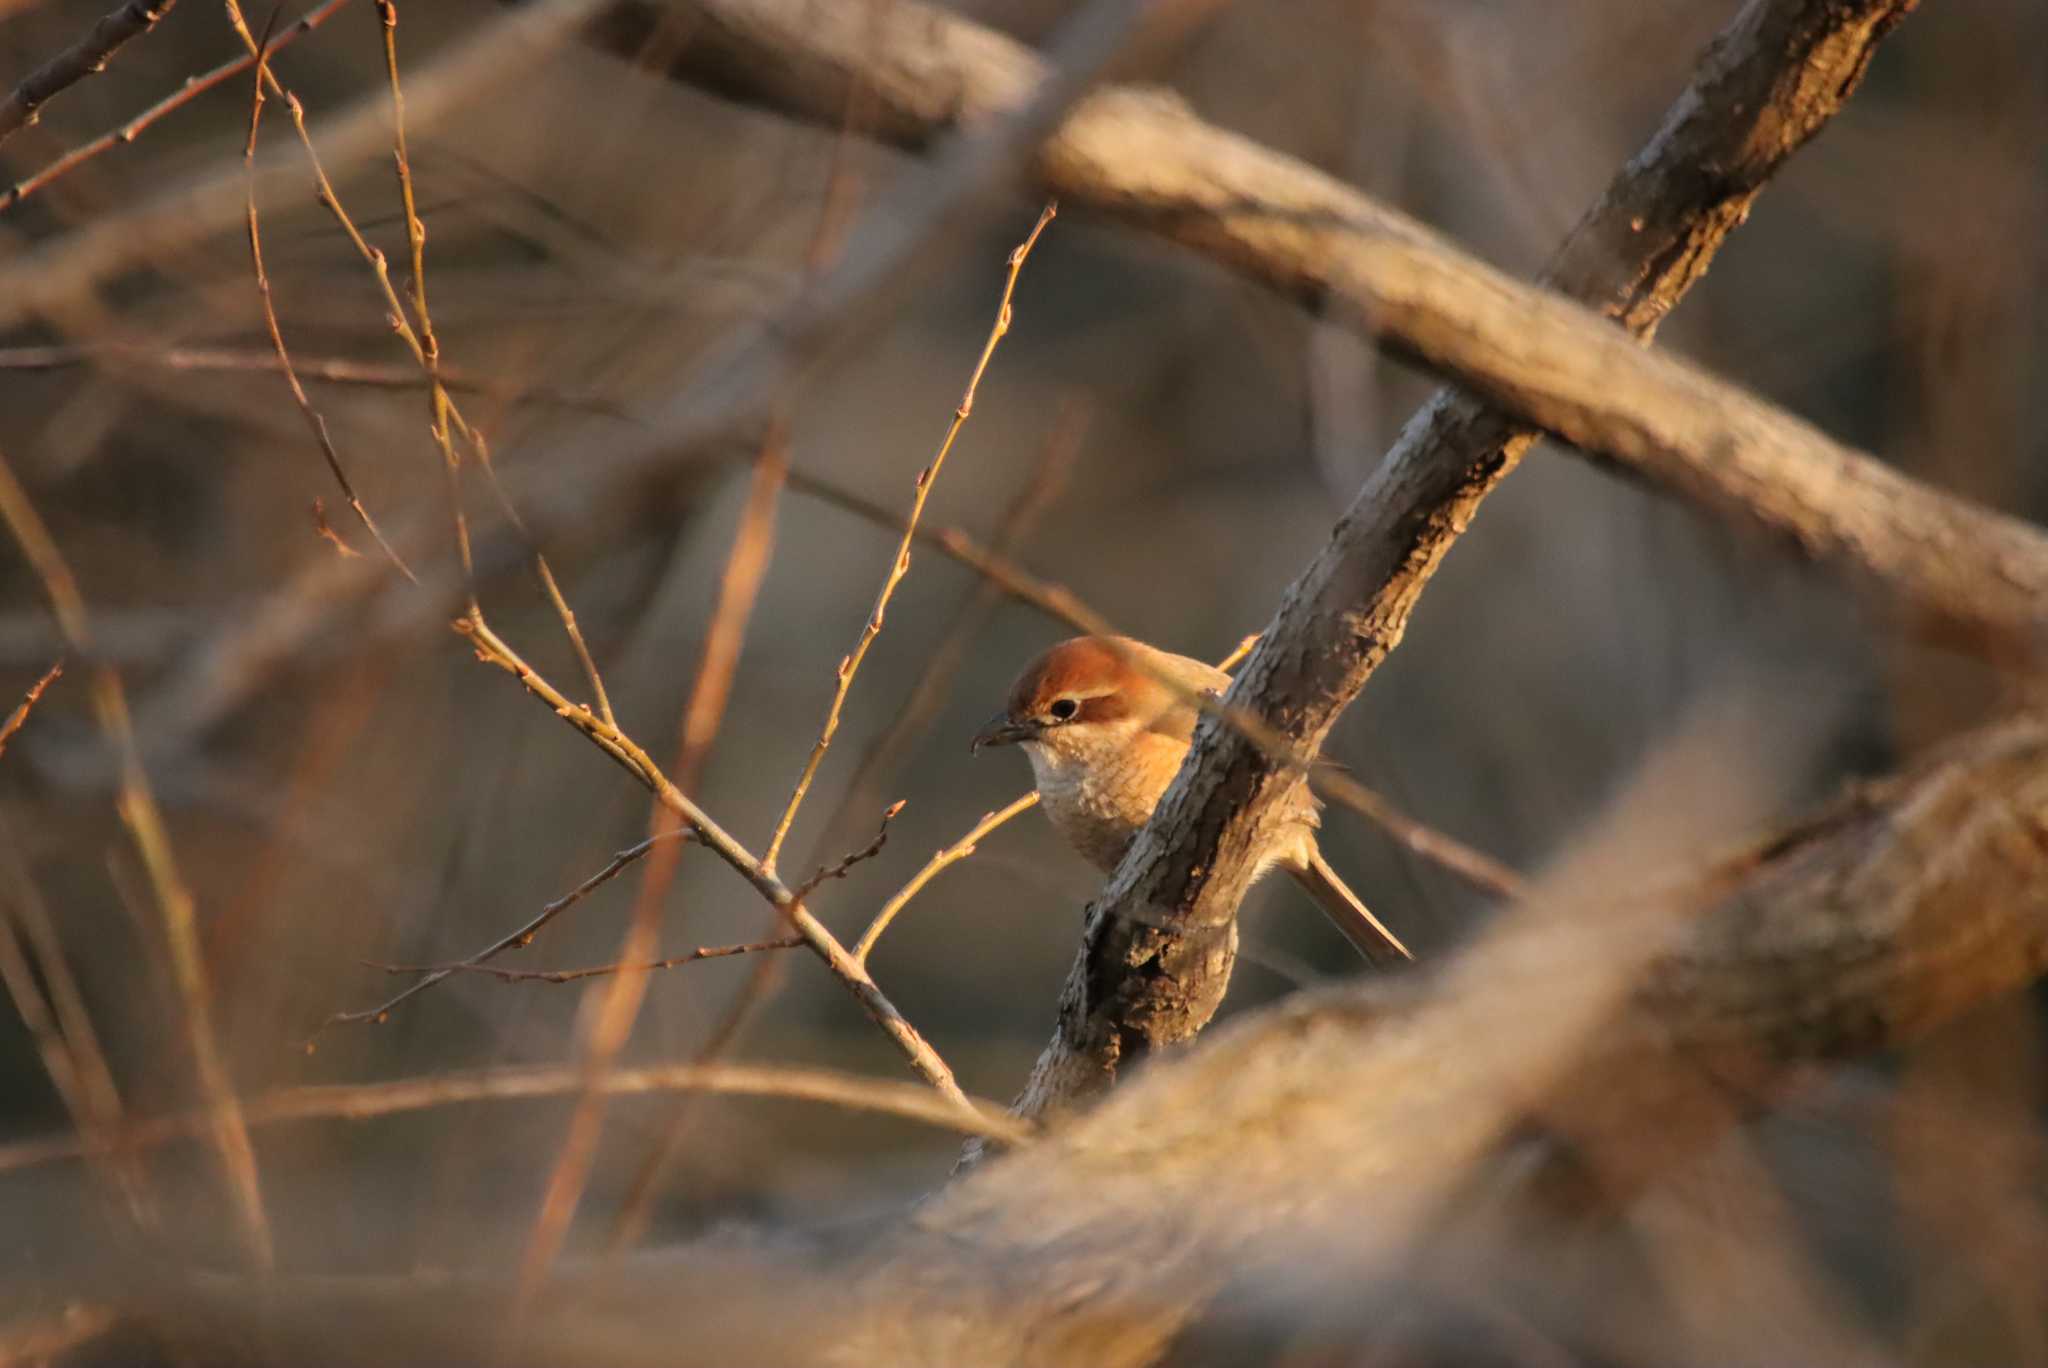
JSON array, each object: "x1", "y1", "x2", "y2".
[{"x1": 1048, "y1": 698, "x2": 1080, "y2": 722}]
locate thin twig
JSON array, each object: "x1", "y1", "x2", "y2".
[
  {"x1": 457, "y1": 614, "x2": 972, "y2": 1103},
  {"x1": 385, "y1": 2, "x2": 616, "y2": 718},
  {"x1": 458, "y1": 614, "x2": 979, "y2": 1289},
  {"x1": 314, "y1": 830, "x2": 690, "y2": 1036},
  {"x1": 794, "y1": 800, "x2": 905, "y2": 899},
  {"x1": 0, "y1": 0, "x2": 354, "y2": 212},
  {"x1": 0, "y1": 1061, "x2": 1035, "y2": 1177},
  {"x1": 0, "y1": 827, "x2": 129, "y2": 1147},
  {"x1": 370, "y1": 937, "x2": 802, "y2": 984},
  {"x1": 854, "y1": 793, "x2": 1040, "y2": 964},
  {"x1": 0, "y1": 0, "x2": 181, "y2": 149},
  {"x1": 0, "y1": 446, "x2": 273, "y2": 1268},
  {"x1": 242, "y1": 25, "x2": 416, "y2": 582},
  {"x1": 806, "y1": 399, "x2": 1086, "y2": 865},
  {"x1": 761, "y1": 200, "x2": 1058, "y2": 874},
  {"x1": 0, "y1": 658, "x2": 61, "y2": 760},
  {"x1": 787, "y1": 468, "x2": 1105, "y2": 636},
  {"x1": 1311, "y1": 767, "x2": 1527, "y2": 902},
  {"x1": 0, "y1": 342, "x2": 625, "y2": 416}
]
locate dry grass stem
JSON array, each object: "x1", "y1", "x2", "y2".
[
  {"x1": 0, "y1": 0, "x2": 355, "y2": 212},
  {"x1": 761, "y1": 200, "x2": 1058, "y2": 874},
  {"x1": 671, "y1": 435, "x2": 790, "y2": 796}
]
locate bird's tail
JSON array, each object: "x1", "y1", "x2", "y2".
[{"x1": 1286, "y1": 852, "x2": 1411, "y2": 967}]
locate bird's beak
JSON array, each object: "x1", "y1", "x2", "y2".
[{"x1": 971, "y1": 712, "x2": 1038, "y2": 753}]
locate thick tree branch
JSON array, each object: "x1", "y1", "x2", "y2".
[
  {"x1": 601, "y1": 0, "x2": 2048, "y2": 658},
  {"x1": 975, "y1": 0, "x2": 1935, "y2": 1130}
]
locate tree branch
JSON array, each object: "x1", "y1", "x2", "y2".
[
  {"x1": 603, "y1": 0, "x2": 2048, "y2": 658},
  {"x1": 0, "y1": 0, "x2": 180, "y2": 149},
  {"x1": 963, "y1": 0, "x2": 1939, "y2": 1134}
]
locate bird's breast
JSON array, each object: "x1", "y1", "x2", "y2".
[{"x1": 1025, "y1": 741, "x2": 1167, "y2": 874}]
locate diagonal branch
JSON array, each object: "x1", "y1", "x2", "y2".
[
  {"x1": 970, "y1": 0, "x2": 1935, "y2": 1134},
  {"x1": 0, "y1": 0, "x2": 180, "y2": 149},
  {"x1": 609, "y1": 0, "x2": 2045, "y2": 656}
]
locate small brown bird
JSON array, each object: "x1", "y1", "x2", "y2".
[{"x1": 973, "y1": 635, "x2": 1410, "y2": 965}]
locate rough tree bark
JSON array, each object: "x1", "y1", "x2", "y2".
[{"x1": 986, "y1": 0, "x2": 1930, "y2": 1128}]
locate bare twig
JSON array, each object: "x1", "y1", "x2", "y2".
[
  {"x1": 786, "y1": 468, "x2": 1104, "y2": 637},
  {"x1": 794, "y1": 800, "x2": 906, "y2": 899},
  {"x1": 0, "y1": 1061, "x2": 1034, "y2": 1177},
  {"x1": 0, "y1": 342, "x2": 625, "y2": 416},
  {"x1": 1312, "y1": 767, "x2": 1527, "y2": 902},
  {"x1": 0, "y1": 0, "x2": 181, "y2": 149},
  {"x1": 0, "y1": 658, "x2": 61, "y2": 760},
  {"x1": 0, "y1": 447, "x2": 273, "y2": 1267},
  {"x1": 806, "y1": 399, "x2": 1087, "y2": 868},
  {"x1": 383, "y1": 2, "x2": 617, "y2": 720},
  {"x1": 855, "y1": 793, "x2": 1039, "y2": 965},
  {"x1": 456, "y1": 614, "x2": 972, "y2": 1101},
  {"x1": 315, "y1": 830, "x2": 691, "y2": 1035},
  {"x1": 0, "y1": 0, "x2": 354, "y2": 212},
  {"x1": 242, "y1": 26, "x2": 417, "y2": 583},
  {"x1": 124, "y1": 0, "x2": 1145, "y2": 754},
  {"x1": 761, "y1": 200, "x2": 1058, "y2": 874},
  {"x1": 369, "y1": 937, "x2": 801, "y2": 984},
  {"x1": 455, "y1": 614, "x2": 979, "y2": 1289}
]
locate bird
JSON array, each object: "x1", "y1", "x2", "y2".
[{"x1": 972, "y1": 635, "x2": 1410, "y2": 966}]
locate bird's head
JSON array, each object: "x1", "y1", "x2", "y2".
[{"x1": 971, "y1": 636, "x2": 1175, "y2": 762}]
